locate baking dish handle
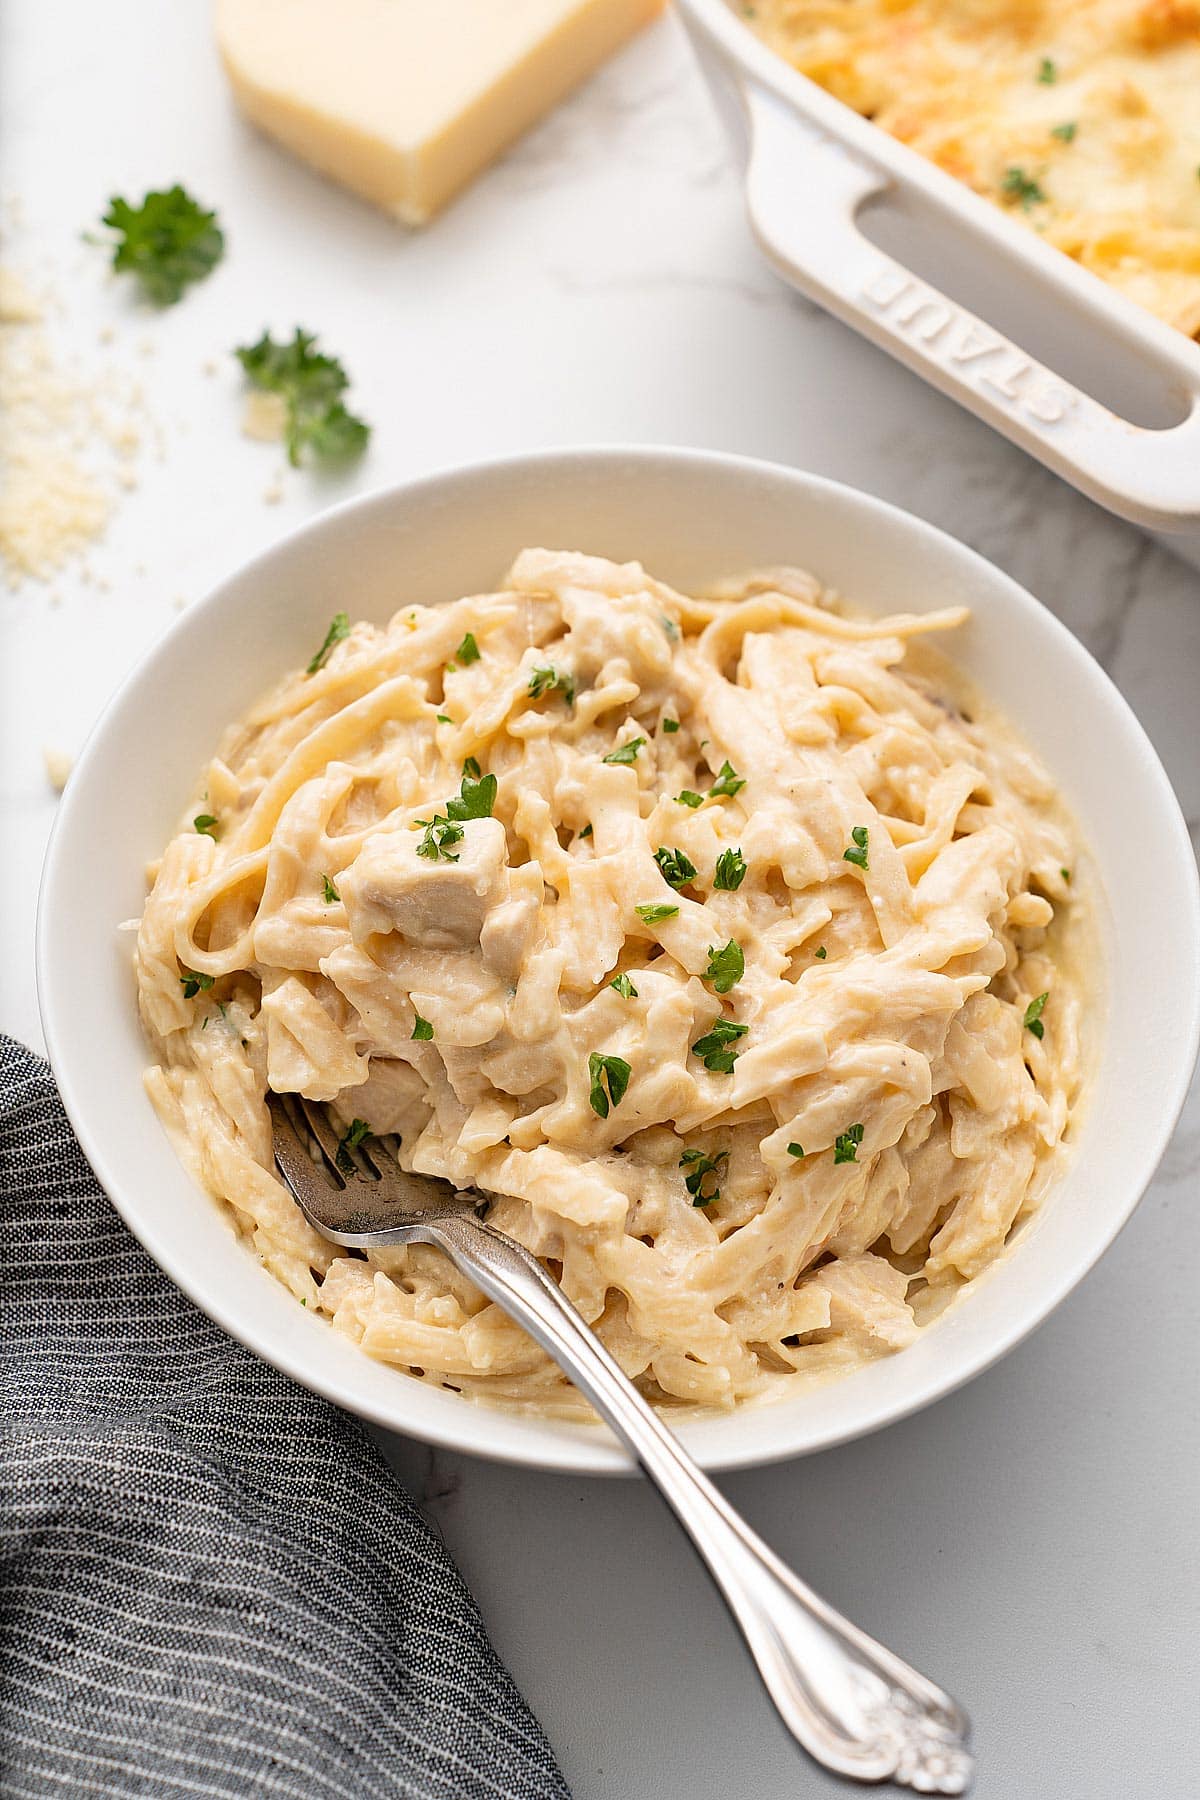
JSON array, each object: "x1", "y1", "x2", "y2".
[{"x1": 742, "y1": 85, "x2": 1200, "y2": 531}]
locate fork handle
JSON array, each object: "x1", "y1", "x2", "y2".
[{"x1": 417, "y1": 1209, "x2": 973, "y2": 1794}]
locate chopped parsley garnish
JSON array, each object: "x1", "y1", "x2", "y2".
[
  {"x1": 610, "y1": 973, "x2": 639, "y2": 999},
  {"x1": 179, "y1": 968, "x2": 214, "y2": 999},
  {"x1": 636, "y1": 902, "x2": 679, "y2": 925},
  {"x1": 235, "y1": 329, "x2": 370, "y2": 466},
  {"x1": 661, "y1": 718, "x2": 680, "y2": 734},
  {"x1": 335, "y1": 1117, "x2": 372, "y2": 1174},
  {"x1": 679, "y1": 1147, "x2": 728, "y2": 1206},
  {"x1": 411, "y1": 1014, "x2": 434, "y2": 1041},
  {"x1": 193, "y1": 813, "x2": 219, "y2": 838},
  {"x1": 528, "y1": 665, "x2": 575, "y2": 705},
  {"x1": 1050, "y1": 121, "x2": 1077, "y2": 143},
  {"x1": 1024, "y1": 992, "x2": 1048, "y2": 1039},
  {"x1": 704, "y1": 939, "x2": 745, "y2": 995},
  {"x1": 660, "y1": 616, "x2": 680, "y2": 641},
  {"x1": 1037, "y1": 56, "x2": 1057, "y2": 84},
  {"x1": 843, "y1": 825, "x2": 870, "y2": 871},
  {"x1": 603, "y1": 736, "x2": 646, "y2": 766},
  {"x1": 713, "y1": 847, "x2": 746, "y2": 891},
  {"x1": 708, "y1": 760, "x2": 745, "y2": 799},
  {"x1": 691, "y1": 1017, "x2": 749, "y2": 1073},
  {"x1": 455, "y1": 632, "x2": 481, "y2": 666},
  {"x1": 578, "y1": 823, "x2": 593, "y2": 839},
  {"x1": 436, "y1": 713, "x2": 452, "y2": 725},
  {"x1": 1060, "y1": 867, "x2": 1071, "y2": 884},
  {"x1": 675, "y1": 790, "x2": 704, "y2": 809},
  {"x1": 99, "y1": 185, "x2": 224, "y2": 305},
  {"x1": 462, "y1": 756, "x2": 481, "y2": 780},
  {"x1": 415, "y1": 814, "x2": 465, "y2": 862},
  {"x1": 654, "y1": 846, "x2": 697, "y2": 890},
  {"x1": 306, "y1": 611, "x2": 350, "y2": 675},
  {"x1": 321, "y1": 872, "x2": 340, "y2": 904},
  {"x1": 1001, "y1": 167, "x2": 1048, "y2": 211},
  {"x1": 588, "y1": 1052, "x2": 631, "y2": 1118},
  {"x1": 446, "y1": 769, "x2": 497, "y2": 820},
  {"x1": 787, "y1": 1143, "x2": 805, "y2": 1158},
  {"x1": 833, "y1": 1123, "x2": 864, "y2": 1165},
  {"x1": 814, "y1": 945, "x2": 828, "y2": 960}
]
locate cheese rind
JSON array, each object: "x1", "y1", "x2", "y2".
[{"x1": 216, "y1": 0, "x2": 663, "y2": 225}]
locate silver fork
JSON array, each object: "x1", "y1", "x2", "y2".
[{"x1": 270, "y1": 1093, "x2": 973, "y2": 1794}]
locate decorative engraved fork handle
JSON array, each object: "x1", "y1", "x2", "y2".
[{"x1": 416, "y1": 1208, "x2": 973, "y2": 1794}]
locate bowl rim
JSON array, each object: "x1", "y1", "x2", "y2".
[{"x1": 36, "y1": 443, "x2": 1200, "y2": 1476}]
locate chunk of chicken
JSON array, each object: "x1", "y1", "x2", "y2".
[{"x1": 341, "y1": 816, "x2": 508, "y2": 950}]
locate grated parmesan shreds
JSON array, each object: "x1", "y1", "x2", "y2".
[{"x1": 0, "y1": 263, "x2": 149, "y2": 588}]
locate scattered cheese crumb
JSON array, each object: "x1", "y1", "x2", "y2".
[
  {"x1": 262, "y1": 471, "x2": 285, "y2": 504},
  {"x1": 43, "y1": 746, "x2": 73, "y2": 792},
  {"x1": 0, "y1": 268, "x2": 42, "y2": 323},
  {"x1": 242, "y1": 390, "x2": 288, "y2": 443}
]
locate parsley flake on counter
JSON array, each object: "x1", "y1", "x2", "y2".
[
  {"x1": 1024, "y1": 992, "x2": 1048, "y2": 1039},
  {"x1": 603, "y1": 736, "x2": 646, "y2": 766},
  {"x1": 814, "y1": 945, "x2": 828, "y2": 960},
  {"x1": 321, "y1": 873, "x2": 340, "y2": 904},
  {"x1": 833, "y1": 1123, "x2": 864, "y2": 1165},
  {"x1": 1001, "y1": 167, "x2": 1047, "y2": 211},
  {"x1": 446, "y1": 769, "x2": 497, "y2": 820},
  {"x1": 610, "y1": 973, "x2": 639, "y2": 999},
  {"x1": 528, "y1": 665, "x2": 575, "y2": 705},
  {"x1": 691, "y1": 1018, "x2": 748, "y2": 1073},
  {"x1": 235, "y1": 328, "x2": 370, "y2": 467},
  {"x1": 679, "y1": 1147, "x2": 728, "y2": 1206},
  {"x1": 455, "y1": 632, "x2": 481, "y2": 666},
  {"x1": 843, "y1": 825, "x2": 870, "y2": 871},
  {"x1": 654, "y1": 845, "x2": 697, "y2": 890},
  {"x1": 661, "y1": 718, "x2": 680, "y2": 734},
  {"x1": 415, "y1": 814, "x2": 464, "y2": 862},
  {"x1": 1037, "y1": 56, "x2": 1057, "y2": 84},
  {"x1": 787, "y1": 1143, "x2": 805, "y2": 1159},
  {"x1": 704, "y1": 939, "x2": 744, "y2": 995},
  {"x1": 709, "y1": 760, "x2": 746, "y2": 799},
  {"x1": 411, "y1": 1014, "x2": 435, "y2": 1042},
  {"x1": 179, "y1": 968, "x2": 214, "y2": 999},
  {"x1": 675, "y1": 790, "x2": 704, "y2": 809},
  {"x1": 588, "y1": 1052, "x2": 631, "y2": 1118},
  {"x1": 99, "y1": 185, "x2": 224, "y2": 305},
  {"x1": 335, "y1": 1117, "x2": 372, "y2": 1174},
  {"x1": 1050, "y1": 121, "x2": 1077, "y2": 143},
  {"x1": 636, "y1": 902, "x2": 679, "y2": 925},
  {"x1": 193, "y1": 813, "x2": 219, "y2": 838},
  {"x1": 306, "y1": 611, "x2": 350, "y2": 675},
  {"x1": 713, "y1": 847, "x2": 746, "y2": 891}
]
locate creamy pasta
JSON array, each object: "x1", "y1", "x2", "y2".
[{"x1": 137, "y1": 550, "x2": 1090, "y2": 1416}]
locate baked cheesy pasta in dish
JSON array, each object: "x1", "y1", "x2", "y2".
[
  {"x1": 137, "y1": 550, "x2": 1090, "y2": 1416},
  {"x1": 747, "y1": 0, "x2": 1200, "y2": 338}
]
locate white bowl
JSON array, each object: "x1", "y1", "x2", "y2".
[{"x1": 37, "y1": 448, "x2": 1200, "y2": 1475}]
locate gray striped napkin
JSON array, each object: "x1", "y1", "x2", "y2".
[{"x1": 0, "y1": 1034, "x2": 570, "y2": 1800}]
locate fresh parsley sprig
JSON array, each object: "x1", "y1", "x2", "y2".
[
  {"x1": 843, "y1": 825, "x2": 870, "y2": 871},
  {"x1": 588, "y1": 1052, "x2": 631, "y2": 1119},
  {"x1": 1024, "y1": 992, "x2": 1049, "y2": 1039},
  {"x1": 411, "y1": 1014, "x2": 434, "y2": 1041},
  {"x1": 193, "y1": 813, "x2": 219, "y2": 839},
  {"x1": 321, "y1": 873, "x2": 340, "y2": 904},
  {"x1": 446, "y1": 769, "x2": 497, "y2": 821},
  {"x1": 636, "y1": 902, "x2": 679, "y2": 925},
  {"x1": 335, "y1": 1117, "x2": 372, "y2": 1174},
  {"x1": 833, "y1": 1123, "x2": 864, "y2": 1165},
  {"x1": 691, "y1": 1018, "x2": 748, "y2": 1074},
  {"x1": 1002, "y1": 167, "x2": 1048, "y2": 211},
  {"x1": 306, "y1": 611, "x2": 350, "y2": 675},
  {"x1": 415, "y1": 815, "x2": 464, "y2": 862},
  {"x1": 704, "y1": 940, "x2": 744, "y2": 995},
  {"x1": 99, "y1": 185, "x2": 224, "y2": 304},
  {"x1": 679, "y1": 1147, "x2": 728, "y2": 1206},
  {"x1": 713, "y1": 848, "x2": 746, "y2": 891},
  {"x1": 528, "y1": 665, "x2": 575, "y2": 705},
  {"x1": 603, "y1": 736, "x2": 646, "y2": 766},
  {"x1": 654, "y1": 846, "x2": 697, "y2": 890},
  {"x1": 610, "y1": 973, "x2": 638, "y2": 999},
  {"x1": 235, "y1": 328, "x2": 370, "y2": 466},
  {"x1": 179, "y1": 968, "x2": 214, "y2": 1000}
]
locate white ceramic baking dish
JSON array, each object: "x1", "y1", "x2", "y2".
[{"x1": 676, "y1": 0, "x2": 1200, "y2": 564}]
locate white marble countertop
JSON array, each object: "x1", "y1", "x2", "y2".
[{"x1": 3, "y1": 5, "x2": 1198, "y2": 1796}]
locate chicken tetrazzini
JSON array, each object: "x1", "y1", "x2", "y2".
[{"x1": 137, "y1": 549, "x2": 1089, "y2": 1416}]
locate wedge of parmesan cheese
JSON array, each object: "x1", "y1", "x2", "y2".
[{"x1": 215, "y1": 0, "x2": 663, "y2": 226}]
